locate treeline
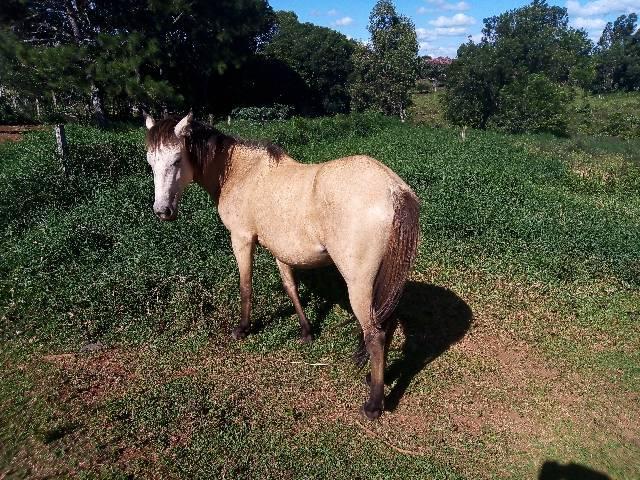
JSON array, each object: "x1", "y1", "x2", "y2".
[
  {"x1": 0, "y1": 0, "x2": 419, "y2": 125},
  {"x1": 2, "y1": 0, "x2": 637, "y2": 134},
  {"x1": 443, "y1": 0, "x2": 640, "y2": 135}
]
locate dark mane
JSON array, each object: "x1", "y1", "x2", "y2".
[{"x1": 145, "y1": 117, "x2": 285, "y2": 166}]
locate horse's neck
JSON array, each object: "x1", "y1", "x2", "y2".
[
  {"x1": 193, "y1": 136, "x2": 233, "y2": 204},
  {"x1": 194, "y1": 138, "x2": 263, "y2": 205}
]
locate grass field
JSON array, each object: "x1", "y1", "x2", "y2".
[
  {"x1": 410, "y1": 90, "x2": 640, "y2": 140},
  {"x1": 1, "y1": 114, "x2": 639, "y2": 479}
]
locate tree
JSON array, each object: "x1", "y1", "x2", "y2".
[
  {"x1": 488, "y1": 73, "x2": 570, "y2": 135},
  {"x1": 444, "y1": 42, "x2": 502, "y2": 128},
  {"x1": 481, "y1": 0, "x2": 592, "y2": 85},
  {"x1": 0, "y1": 0, "x2": 275, "y2": 123},
  {"x1": 594, "y1": 14, "x2": 640, "y2": 91},
  {"x1": 350, "y1": 0, "x2": 419, "y2": 119},
  {"x1": 444, "y1": 0, "x2": 590, "y2": 131},
  {"x1": 263, "y1": 11, "x2": 355, "y2": 114}
]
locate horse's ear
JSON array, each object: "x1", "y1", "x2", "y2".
[
  {"x1": 174, "y1": 112, "x2": 194, "y2": 138},
  {"x1": 144, "y1": 112, "x2": 155, "y2": 130}
]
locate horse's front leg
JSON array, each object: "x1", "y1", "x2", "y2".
[
  {"x1": 231, "y1": 233, "x2": 256, "y2": 340},
  {"x1": 276, "y1": 259, "x2": 313, "y2": 343}
]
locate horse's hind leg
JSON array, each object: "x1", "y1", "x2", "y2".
[
  {"x1": 276, "y1": 259, "x2": 313, "y2": 343},
  {"x1": 348, "y1": 282, "x2": 386, "y2": 420},
  {"x1": 365, "y1": 318, "x2": 397, "y2": 387}
]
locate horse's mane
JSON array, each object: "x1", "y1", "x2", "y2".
[{"x1": 145, "y1": 117, "x2": 285, "y2": 168}]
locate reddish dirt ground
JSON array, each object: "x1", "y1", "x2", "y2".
[{"x1": 0, "y1": 125, "x2": 47, "y2": 143}]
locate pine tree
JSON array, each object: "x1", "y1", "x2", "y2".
[{"x1": 0, "y1": 0, "x2": 275, "y2": 123}]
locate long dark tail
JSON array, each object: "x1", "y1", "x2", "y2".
[{"x1": 354, "y1": 189, "x2": 420, "y2": 367}]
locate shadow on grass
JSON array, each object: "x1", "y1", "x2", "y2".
[
  {"x1": 538, "y1": 461, "x2": 610, "y2": 480},
  {"x1": 385, "y1": 281, "x2": 472, "y2": 411},
  {"x1": 293, "y1": 267, "x2": 472, "y2": 410}
]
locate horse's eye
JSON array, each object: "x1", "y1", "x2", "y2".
[{"x1": 172, "y1": 160, "x2": 181, "y2": 166}]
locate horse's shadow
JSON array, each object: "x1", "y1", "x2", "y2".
[
  {"x1": 280, "y1": 266, "x2": 473, "y2": 410},
  {"x1": 538, "y1": 461, "x2": 610, "y2": 480},
  {"x1": 385, "y1": 280, "x2": 472, "y2": 410}
]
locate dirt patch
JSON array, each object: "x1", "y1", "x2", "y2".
[
  {"x1": 0, "y1": 125, "x2": 47, "y2": 143},
  {"x1": 39, "y1": 347, "x2": 140, "y2": 406}
]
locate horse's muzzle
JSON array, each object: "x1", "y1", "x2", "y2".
[{"x1": 154, "y1": 206, "x2": 177, "y2": 221}]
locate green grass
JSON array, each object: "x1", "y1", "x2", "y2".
[
  {"x1": 569, "y1": 91, "x2": 640, "y2": 139},
  {"x1": 1, "y1": 114, "x2": 639, "y2": 479},
  {"x1": 410, "y1": 89, "x2": 640, "y2": 139},
  {"x1": 408, "y1": 90, "x2": 447, "y2": 127}
]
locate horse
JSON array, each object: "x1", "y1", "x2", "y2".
[{"x1": 144, "y1": 112, "x2": 419, "y2": 419}]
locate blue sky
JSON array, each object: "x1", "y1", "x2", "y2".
[{"x1": 269, "y1": 0, "x2": 640, "y2": 57}]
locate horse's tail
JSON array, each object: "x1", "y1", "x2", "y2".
[{"x1": 354, "y1": 188, "x2": 420, "y2": 368}]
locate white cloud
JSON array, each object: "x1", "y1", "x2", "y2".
[
  {"x1": 416, "y1": 26, "x2": 468, "y2": 41},
  {"x1": 429, "y1": 13, "x2": 475, "y2": 27},
  {"x1": 572, "y1": 16, "x2": 607, "y2": 29},
  {"x1": 469, "y1": 32, "x2": 483, "y2": 43},
  {"x1": 416, "y1": 28, "x2": 435, "y2": 40},
  {"x1": 327, "y1": 9, "x2": 338, "y2": 16},
  {"x1": 419, "y1": 41, "x2": 458, "y2": 57},
  {"x1": 334, "y1": 16, "x2": 353, "y2": 26},
  {"x1": 427, "y1": 0, "x2": 471, "y2": 11},
  {"x1": 435, "y1": 26, "x2": 468, "y2": 35},
  {"x1": 567, "y1": 0, "x2": 640, "y2": 17},
  {"x1": 417, "y1": 6, "x2": 429, "y2": 14}
]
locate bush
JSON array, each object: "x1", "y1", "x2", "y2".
[
  {"x1": 230, "y1": 104, "x2": 295, "y2": 123},
  {"x1": 488, "y1": 74, "x2": 571, "y2": 136}
]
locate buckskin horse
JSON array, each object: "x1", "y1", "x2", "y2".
[{"x1": 144, "y1": 113, "x2": 419, "y2": 419}]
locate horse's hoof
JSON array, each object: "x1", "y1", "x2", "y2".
[
  {"x1": 362, "y1": 401, "x2": 383, "y2": 420},
  {"x1": 299, "y1": 333, "x2": 313, "y2": 344},
  {"x1": 231, "y1": 327, "x2": 249, "y2": 340}
]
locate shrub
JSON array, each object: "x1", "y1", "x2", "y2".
[{"x1": 488, "y1": 74, "x2": 571, "y2": 136}]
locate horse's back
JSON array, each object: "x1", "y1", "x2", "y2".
[
  {"x1": 249, "y1": 160, "x2": 328, "y2": 266},
  {"x1": 313, "y1": 155, "x2": 414, "y2": 222}
]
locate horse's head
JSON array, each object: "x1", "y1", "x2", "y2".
[{"x1": 144, "y1": 113, "x2": 195, "y2": 221}]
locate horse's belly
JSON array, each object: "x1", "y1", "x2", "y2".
[{"x1": 257, "y1": 235, "x2": 332, "y2": 269}]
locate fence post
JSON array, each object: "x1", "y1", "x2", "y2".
[{"x1": 54, "y1": 124, "x2": 68, "y2": 176}]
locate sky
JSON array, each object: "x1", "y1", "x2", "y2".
[{"x1": 269, "y1": 0, "x2": 640, "y2": 57}]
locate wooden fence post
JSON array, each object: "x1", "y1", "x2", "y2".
[{"x1": 55, "y1": 124, "x2": 68, "y2": 176}]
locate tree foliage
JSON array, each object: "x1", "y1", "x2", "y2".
[
  {"x1": 0, "y1": 0, "x2": 275, "y2": 122},
  {"x1": 350, "y1": 0, "x2": 419, "y2": 119},
  {"x1": 444, "y1": 42, "x2": 502, "y2": 128},
  {"x1": 263, "y1": 11, "x2": 355, "y2": 114},
  {"x1": 488, "y1": 74, "x2": 570, "y2": 135},
  {"x1": 594, "y1": 14, "x2": 640, "y2": 92},
  {"x1": 481, "y1": 0, "x2": 592, "y2": 84},
  {"x1": 444, "y1": 0, "x2": 590, "y2": 132}
]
